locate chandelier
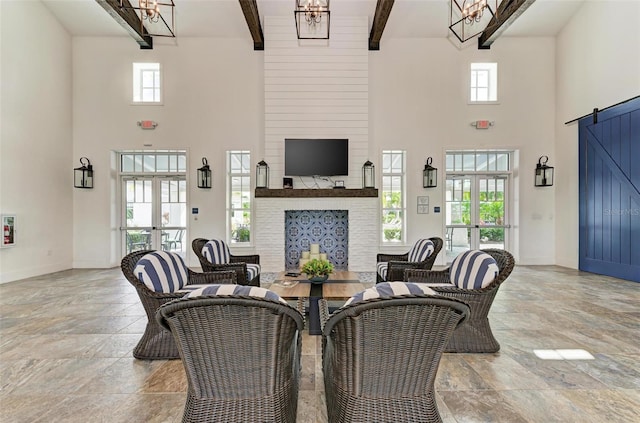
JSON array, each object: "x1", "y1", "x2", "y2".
[
  {"x1": 295, "y1": 0, "x2": 330, "y2": 40},
  {"x1": 449, "y1": 0, "x2": 497, "y2": 44},
  {"x1": 119, "y1": 0, "x2": 176, "y2": 38}
]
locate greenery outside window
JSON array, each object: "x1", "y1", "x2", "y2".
[
  {"x1": 228, "y1": 151, "x2": 252, "y2": 244},
  {"x1": 381, "y1": 150, "x2": 406, "y2": 243}
]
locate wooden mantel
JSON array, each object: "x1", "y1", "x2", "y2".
[{"x1": 255, "y1": 188, "x2": 378, "y2": 198}]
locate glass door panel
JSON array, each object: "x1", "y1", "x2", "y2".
[
  {"x1": 160, "y1": 179, "x2": 187, "y2": 255},
  {"x1": 123, "y1": 178, "x2": 153, "y2": 254},
  {"x1": 445, "y1": 174, "x2": 509, "y2": 262}
]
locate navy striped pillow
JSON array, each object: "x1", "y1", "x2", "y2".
[
  {"x1": 184, "y1": 284, "x2": 287, "y2": 304},
  {"x1": 449, "y1": 250, "x2": 499, "y2": 289},
  {"x1": 202, "y1": 239, "x2": 230, "y2": 264},
  {"x1": 407, "y1": 239, "x2": 435, "y2": 262},
  {"x1": 343, "y1": 282, "x2": 436, "y2": 307},
  {"x1": 134, "y1": 251, "x2": 188, "y2": 293}
]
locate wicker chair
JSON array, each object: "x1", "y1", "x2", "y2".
[
  {"x1": 320, "y1": 287, "x2": 469, "y2": 423},
  {"x1": 121, "y1": 250, "x2": 237, "y2": 360},
  {"x1": 376, "y1": 237, "x2": 443, "y2": 282},
  {"x1": 404, "y1": 248, "x2": 515, "y2": 353},
  {"x1": 192, "y1": 238, "x2": 260, "y2": 286},
  {"x1": 156, "y1": 291, "x2": 304, "y2": 423}
]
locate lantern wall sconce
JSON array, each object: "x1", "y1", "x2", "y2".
[
  {"x1": 197, "y1": 157, "x2": 212, "y2": 189},
  {"x1": 362, "y1": 160, "x2": 375, "y2": 188},
  {"x1": 74, "y1": 157, "x2": 94, "y2": 189},
  {"x1": 256, "y1": 160, "x2": 269, "y2": 188},
  {"x1": 423, "y1": 157, "x2": 438, "y2": 188},
  {"x1": 535, "y1": 156, "x2": 554, "y2": 187}
]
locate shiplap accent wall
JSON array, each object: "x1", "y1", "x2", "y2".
[
  {"x1": 255, "y1": 16, "x2": 377, "y2": 271},
  {"x1": 263, "y1": 15, "x2": 369, "y2": 189}
]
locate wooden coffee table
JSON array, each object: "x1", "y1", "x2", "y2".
[{"x1": 271, "y1": 271, "x2": 365, "y2": 335}]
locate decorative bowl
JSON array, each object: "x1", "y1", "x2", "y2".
[{"x1": 308, "y1": 274, "x2": 329, "y2": 284}]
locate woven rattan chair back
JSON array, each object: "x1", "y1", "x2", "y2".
[
  {"x1": 121, "y1": 250, "x2": 236, "y2": 359},
  {"x1": 192, "y1": 238, "x2": 261, "y2": 286},
  {"x1": 322, "y1": 296, "x2": 469, "y2": 423},
  {"x1": 376, "y1": 236, "x2": 443, "y2": 282},
  {"x1": 157, "y1": 296, "x2": 304, "y2": 423},
  {"x1": 404, "y1": 248, "x2": 515, "y2": 353}
]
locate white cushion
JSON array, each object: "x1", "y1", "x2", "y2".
[
  {"x1": 343, "y1": 282, "x2": 436, "y2": 307},
  {"x1": 449, "y1": 250, "x2": 499, "y2": 289},
  {"x1": 134, "y1": 251, "x2": 188, "y2": 293},
  {"x1": 184, "y1": 284, "x2": 287, "y2": 304}
]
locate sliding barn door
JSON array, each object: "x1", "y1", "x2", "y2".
[{"x1": 579, "y1": 98, "x2": 640, "y2": 282}]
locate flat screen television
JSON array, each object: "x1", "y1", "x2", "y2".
[{"x1": 285, "y1": 138, "x2": 349, "y2": 176}]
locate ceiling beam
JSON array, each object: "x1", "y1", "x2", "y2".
[
  {"x1": 478, "y1": 0, "x2": 536, "y2": 49},
  {"x1": 95, "y1": 0, "x2": 153, "y2": 49},
  {"x1": 239, "y1": 0, "x2": 264, "y2": 51},
  {"x1": 369, "y1": 0, "x2": 395, "y2": 51}
]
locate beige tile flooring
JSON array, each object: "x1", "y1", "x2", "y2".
[{"x1": 1, "y1": 265, "x2": 639, "y2": 422}]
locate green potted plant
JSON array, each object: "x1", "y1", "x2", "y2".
[{"x1": 301, "y1": 258, "x2": 334, "y2": 284}]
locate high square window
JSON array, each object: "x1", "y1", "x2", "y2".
[
  {"x1": 470, "y1": 62, "x2": 498, "y2": 103},
  {"x1": 133, "y1": 62, "x2": 161, "y2": 103}
]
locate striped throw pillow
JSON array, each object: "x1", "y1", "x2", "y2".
[
  {"x1": 134, "y1": 251, "x2": 188, "y2": 293},
  {"x1": 376, "y1": 262, "x2": 389, "y2": 281},
  {"x1": 184, "y1": 284, "x2": 288, "y2": 304},
  {"x1": 246, "y1": 263, "x2": 261, "y2": 280},
  {"x1": 449, "y1": 250, "x2": 499, "y2": 289},
  {"x1": 202, "y1": 239, "x2": 230, "y2": 264},
  {"x1": 408, "y1": 239, "x2": 435, "y2": 262},
  {"x1": 343, "y1": 282, "x2": 436, "y2": 307}
]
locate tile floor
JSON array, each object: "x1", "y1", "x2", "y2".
[{"x1": 0, "y1": 265, "x2": 639, "y2": 422}]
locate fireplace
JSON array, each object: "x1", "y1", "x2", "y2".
[{"x1": 254, "y1": 197, "x2": 379, "y2": 272}]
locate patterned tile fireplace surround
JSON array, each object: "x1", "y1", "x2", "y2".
[{"x1": 254, "y1": 197, "x2": 379, "y2": 272}]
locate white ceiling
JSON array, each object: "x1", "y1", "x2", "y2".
[{"x1": 41, "y1": 0, "x2": 586, "y2": 42}]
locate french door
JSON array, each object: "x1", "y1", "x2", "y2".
[
  {"x1": 121, "y1": 176, "x2": 187, "y2": 257},
  {"x1": 445, "y1": 174, "x2": 510, "y2": 262}
]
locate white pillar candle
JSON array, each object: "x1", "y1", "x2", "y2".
[
  {"x1": 301, "y1": 251, "x2": 310, "y2": 259},
  {"x1": 310, "y1": 244, "x2": 320, "y2": 254},
  {"x1": 319, "y1": 253, "x2": 327, "y2": 261}
]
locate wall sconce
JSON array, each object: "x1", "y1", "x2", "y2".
[
  {"x1": 197, "y1": 157, "x2": 212, "y2": 189},
  {"x1": 256, "y1": 160, "x2": 269, "y2": 188},
  {"x1": 535, "y1": 156, "x2": 554, "y2": 187},
  {"x1": 74, "y1": 157, "x2": 94, "y2": 189},
  {"x1": 423, "y1": 157, "x2": 438, "y2": 188},
  {"x1": 363, "y1": 160, "x2": 375, "y2": 188}
]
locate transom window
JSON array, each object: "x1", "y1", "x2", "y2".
[
  {"x1": 133, "y1": 62, "x2": 161, "y2": 103},
  {"x1": 446, "y1": 151, "x2": 509, "y2": 172},
  {"x1": 228, "y1": 151, "x2": 252, "y2": 244},
  {"x1": 381, "y1": 150, "x2": 406, "y2": 243},
  {"x1": 470, "y1": 62, "x2": 498, "y2": 103},
  {"x1": 120, "y1": 153, "x2": 186, "y2": 173}
]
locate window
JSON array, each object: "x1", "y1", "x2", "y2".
[
  {"x1": 228, "y1": 151, "x2": 252, "y2": 244},
  {"x1": 470, "y1": 62, "x2": 497, "y2": 103},
  {"x1": 133, "y1": 62, "x2": 161, "y2": 103},
  {"x1": 381, "y1": 150, "x2": 406, "y2": 243},
  {"x1": 120, "y1": 152, "x2": 186, "y2": 173}
]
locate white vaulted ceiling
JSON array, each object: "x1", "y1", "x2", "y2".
[{"x1": 41, "y1": 0, "x2": 586, "y2": 42}]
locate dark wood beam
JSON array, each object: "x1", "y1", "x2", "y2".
[
  {"x1": 239, "y1": 0, "x2": 264, "y2": 51},
  {"x1": 478, "y1": 0, "x2": 536, "y2": 49},
  {"x1": 369, "y1": 0, "x2": 395, "y2": 51},
  {"x1": 95, "y1": 0, "x2": 153, "y2": 49}
]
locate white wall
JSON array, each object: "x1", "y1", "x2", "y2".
[
  {"x1": 0, "y1": 0, "x2": 73, "y2": 283},
  {"x1": 370, "y1": 37, "x2": 557, "y2": 265},
  {"x1": 72, "y1": 37, "x2": 264, "y2": 268},
  {"x1": 555, "y1": 0, "x2": 640, "y2": 268}
]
